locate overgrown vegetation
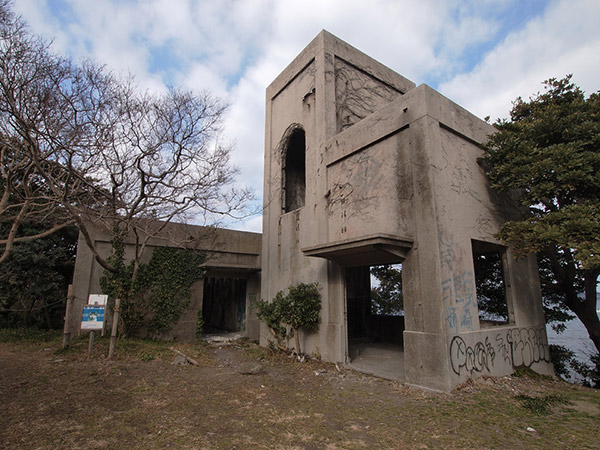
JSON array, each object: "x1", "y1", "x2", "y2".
[
  {"x1": 255, "y1": 282, "x2": 321, "y2": 355},
  {"x1": 481, "y1": 75, "x2": 600, "y2": 359},
  {"x1": 0, "y1": 327, "x2": 61, "y2": 342},
  {"x1": 100, "y1": 236, "x2": 205, "y2": 338},
  {"x1": 515, "y1": 393, "x2": 568, "y2": 415},
  {"x1": 0, "y1": 222, "x2": 77, "y2": 329}
]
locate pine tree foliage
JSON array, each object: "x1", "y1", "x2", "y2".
[
  {"x1": 370, "y1": 265, "x2": 403, "y2": 316},
  {"x1": 481, "y1": 75, "x2": 600, "y2": 355}
]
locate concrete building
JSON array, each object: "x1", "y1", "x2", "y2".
[
  {"x1": 70, "y1": 30, "x2": 553, "y2": 391},
  {"x1": 69, "y1": 221, "x2": 261, "y2": 342},
  {"x1": 260, "y1": 31, "x2": 553, "y2": 391}
]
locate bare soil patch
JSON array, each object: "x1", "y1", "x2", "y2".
[{"x1": 1, "y1": 331, "x2": 599, "y2": 449}]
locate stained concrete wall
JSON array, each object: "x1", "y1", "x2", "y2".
[
  {"x1": 262, "y1": 30, "x2": 553, "y2": 391},
  {"x1": 69, "y1": 221, "x2": 261, "y2": 341}
]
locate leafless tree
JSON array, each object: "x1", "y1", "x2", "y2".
[{"x1": 0, "y1": 1, "x2": 249, "y2": 274}]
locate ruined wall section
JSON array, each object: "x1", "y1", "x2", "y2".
[
  {"x1": 263, "y1": 59, "x2": 321, "y2": 295},
  {"x1": 262, "y1": 31, "x2": 416, "y2": 362},
  {"x1": 334, "y1": 58, "x2": 403, "y2": 132},
  {"x1": 324, "y1": 131, "x2": 414, "y2": 246},
  {"x1": 262, "y1": 54, "x2": 335, "y2": 358},
  {"x1": 420, "y1": 86, "x2": 553, "y2": 385},
  {"x1": 70, "y1": 222, "x2": 261, "y2": 341}
]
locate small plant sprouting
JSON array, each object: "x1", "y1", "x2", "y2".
[{"x1": 515, "y1": 394, "x2": 568, "y2": 415}]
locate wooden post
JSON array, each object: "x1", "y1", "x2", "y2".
[
  {"x1": 62, "y1": 284, "x2": 74, "y2": 350},
  {"x1": 88, "y1": 330, "x2": 95, "y2": 357},
  {"x1": 108, "y1": 298, "x2": 120, "y2": 359}
]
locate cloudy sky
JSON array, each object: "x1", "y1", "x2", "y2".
[{"x1": 13, "y1": 0, "x2": 600, "y2": 232}]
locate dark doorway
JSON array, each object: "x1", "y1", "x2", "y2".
[
  {"x1": 202, "y1": 277, "x2": 247, "y2": 333},
  {"x1": 346, "y1": 265, "x2": 405, "y2": 380}
]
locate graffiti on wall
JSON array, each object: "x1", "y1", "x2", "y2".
[
  {"x1": 449, "y1": 335, "x2": 495, "y2": 375},
  {"x1": 450, "y1": 327, "x2": 551, "y2": 376},
  {"x1": 439, "y1": 232, "x2": 476, "y2": 333}
]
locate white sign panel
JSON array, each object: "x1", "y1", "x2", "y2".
[{"x1": 88, "y1": 294, "x2": 108, "y2": 306}]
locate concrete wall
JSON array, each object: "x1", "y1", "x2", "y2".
[
  {"x1": 262, "y1": 30, "x2": 553, "y2": 391},
  {"x1": 69, "y1": 221, "x2": 261, "y2": 341}
]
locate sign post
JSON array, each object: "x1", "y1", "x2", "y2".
[
  {"x1": 108, "y1": 298, "x2": 120, "y2": 359},
  {"x1": 62, "y1": 284, "x2": 75, "y2": 349},
  {"x1": 81, "y1": 295, "x2": 107, "y2": 357}
]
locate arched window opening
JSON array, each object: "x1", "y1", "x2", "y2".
[{"x1": 283, "y1": 128, "x2": 306, "y2": 212}]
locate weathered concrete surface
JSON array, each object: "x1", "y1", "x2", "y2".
[
  {"x1": 69, "y1": 221, "x2": 261, "y2": 341},
  {"x1": 349, "y1": 343, "x2": 405, "y2": 382},
  {"x1": 262, "y1": 30, "x2": 553, "y2": 391},
  {"x1": 68, "y1": 30, "x2": 553, "y2": 391}
]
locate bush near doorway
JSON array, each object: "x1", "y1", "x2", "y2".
[{"x1": 256, "y1": 282, "x2": 321, "y2": 355}]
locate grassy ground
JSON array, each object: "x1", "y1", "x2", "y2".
[{"x1": 1, "y1": 329, "x2": 599, "y2": 449}]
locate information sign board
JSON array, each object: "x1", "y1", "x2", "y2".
[{"x1": 81, "y1": 306, "x2": 105, "y2": 331}]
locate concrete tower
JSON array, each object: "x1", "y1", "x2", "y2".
[{"x1": 262, "y1": 31, "x2": 553, "y2": 391}]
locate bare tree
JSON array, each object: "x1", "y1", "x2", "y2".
[
  {"x1": 0, "y1": 2, "x2": 79, "y2": 263},
  {"x1": 0, "y1": 1, "x2": 249, "y2": 274}
]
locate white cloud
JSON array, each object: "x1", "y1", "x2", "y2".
[
  {"x1": 12, "y1": 0, "x2": 600, "y2": 233},
  {"x1": 438, "y1": 0, "x2": 600, "y2": 120}
]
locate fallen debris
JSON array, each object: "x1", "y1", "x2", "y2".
[
  {"x1": 171, "y1": 355, "x2": 190, "y2": 366},
  {"x1": 237, "y1": 363, "x2": 263, "y2": 375},
  {"x1": 169, "y1": 347, "x2": 200, "y2": 366}
]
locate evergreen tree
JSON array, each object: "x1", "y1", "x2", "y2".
[{"x1": 480, "y1": 75, "x2": 600, "y2": 355}]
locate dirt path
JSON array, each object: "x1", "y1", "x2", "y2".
[{"x1": 1, "y1": 336, "x2": 599, "y2": 449}]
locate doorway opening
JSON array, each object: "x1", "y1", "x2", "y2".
[
  {"x1": 346, "y1": 264, "x2": 405, "y2": 380},
  {"x1": 202, "y1": 277, "x2": 247, "y2": 334}
]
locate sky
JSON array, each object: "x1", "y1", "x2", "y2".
[{"x1": 12, "y1": 0, "x2": 600, "y2": 233}]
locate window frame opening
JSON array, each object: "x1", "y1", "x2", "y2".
[
  {"x1": 471, "y1": 239, "x2": 514, "y2": 327},
  {"x1": 282, "y1": 126, "x2": 306, "y2": 213}
]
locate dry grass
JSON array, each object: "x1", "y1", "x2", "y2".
[{"x1": 1, "y1": 329, "x2": 599, "y2": 449}]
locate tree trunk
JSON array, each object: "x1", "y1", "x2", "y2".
[
  {"x1": 294, "y1": 327, "x2": 301, "y2": 355},
  {"x1": 563, "y1": 270, "x2": 600, "y2": 355},
  {"x1": 24, "y1": 298, "x2": 35, "y2": 326},
  {"x1": 546, "y1": 249, "x2": 600, "y2": 356},
  {"x1": 267, "y1": 326, "x2": 288, "y2": 351},
  {"x1": 43, "y1": 299, "x2": 52, "y2": 330},
  {"x1": 577, "y1": 271, "x2": 600, "y2": 354}
]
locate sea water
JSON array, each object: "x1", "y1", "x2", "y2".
[{"x1": 545, "y1": 297, "x2": 599, "y2": 383}]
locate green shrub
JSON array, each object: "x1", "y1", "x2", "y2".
[{"x1": 256, "y1": 282, "x2": 321, "y2": 355}]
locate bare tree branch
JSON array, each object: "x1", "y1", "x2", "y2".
[{"x1": 0, "y1": 2, "x2": 250, "y2": 278}]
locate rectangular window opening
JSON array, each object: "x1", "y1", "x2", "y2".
[{"x1": 471, "y1": 240, "x2": 512, "y2": 327}]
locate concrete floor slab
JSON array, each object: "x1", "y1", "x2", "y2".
[{"x1": 348, "y1": 343, "x2": 405, "y2": 381}]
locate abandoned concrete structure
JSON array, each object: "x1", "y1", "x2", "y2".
[
  {"x1": 70, "y1": 30, "x2": 553, "y2": 391},
  {"x1": 260, "y1": 31, "x2": 553, "y2": 391},
  {"x1": 69, "y1": 221, "x2": 261, "y2": 342}
]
